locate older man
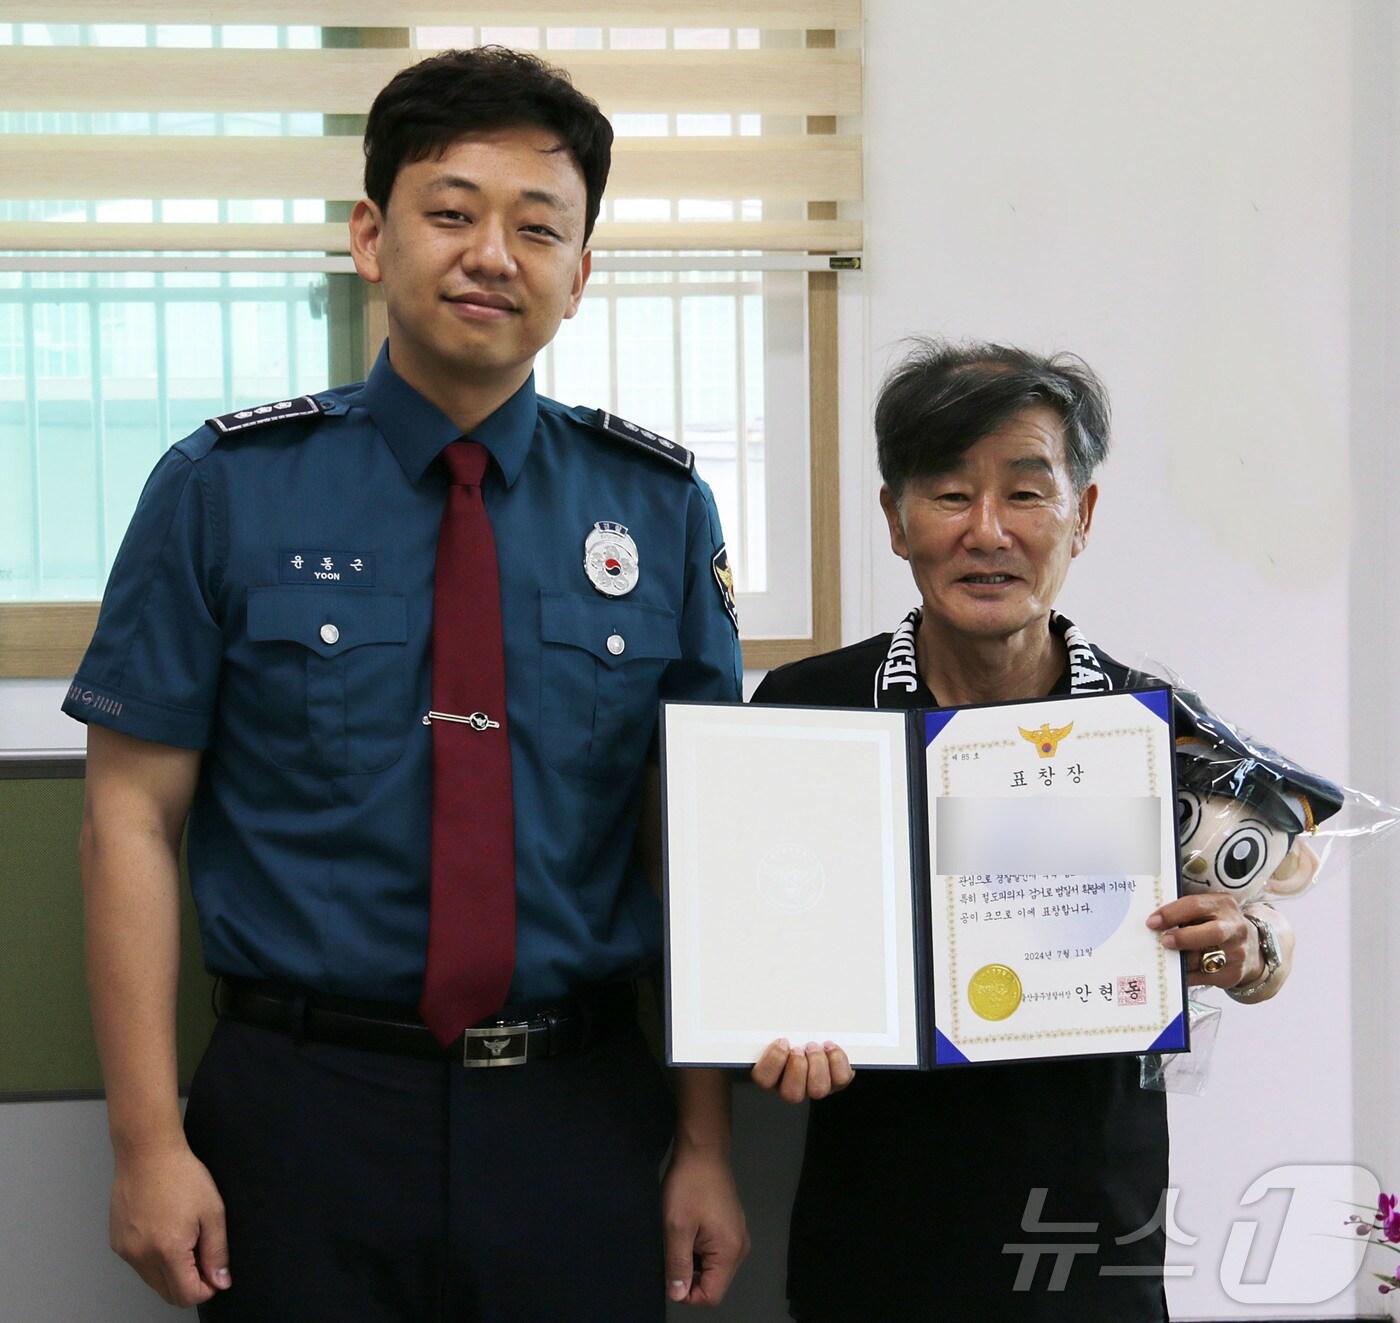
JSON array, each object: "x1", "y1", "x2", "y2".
[{"x1": 750, "y1": 339, "x2": 1292, "y2": 1321}]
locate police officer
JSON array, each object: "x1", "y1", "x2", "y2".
[{"x1": 65, "y1": 48, "x2": 748, "y2": 1322}]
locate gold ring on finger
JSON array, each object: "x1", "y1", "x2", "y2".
[{"x1": 1200, "y1": 948, "x2": 1228, "y2": 976}]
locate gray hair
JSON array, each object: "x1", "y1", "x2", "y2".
[{"x1": 875, "y1": 338, "x2": 1111, "y2": 499}]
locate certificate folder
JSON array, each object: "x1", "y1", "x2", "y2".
[{"x1": 661, "y1": 687, "x2": 1189, "y2": 1071}]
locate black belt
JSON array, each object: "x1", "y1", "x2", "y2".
[{"x1": 217, "y1": 977, "x2": 636, "y2": 1068}]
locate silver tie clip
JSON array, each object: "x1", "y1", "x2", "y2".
[{"x1": 422, "y1": 710, "x2": 500, "y2": 731}]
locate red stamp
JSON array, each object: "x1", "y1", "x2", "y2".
[{"x1": 1117, "y1": 975, "x2": 1147, "y2": 1006}]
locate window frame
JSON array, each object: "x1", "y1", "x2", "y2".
[{"x1": 0, "y1": 22, "x2": 846, "y2": 679}]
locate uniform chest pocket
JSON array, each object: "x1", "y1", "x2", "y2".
[
  {"x1": 539, "y1": 590, "x2": 681, "y2": 781},
  {"x1": 247, "y1": 587, "x2": 410, "y2": 774}
]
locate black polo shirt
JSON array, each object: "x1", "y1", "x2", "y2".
[{"x1": 754, "y1": 620, "x2": 1170, "y2": 1323}]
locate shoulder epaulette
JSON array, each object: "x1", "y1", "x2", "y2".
[
  {"x1": 207, "y1": 395, "x2": 328, "y2": 436},
  {"x1": 592, "y1": 410, "x2": 694, "y2": 473}
]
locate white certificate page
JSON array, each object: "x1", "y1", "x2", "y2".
[
  {"x1": 663, "y1": 703, "x2": 923, "y2": 1068},
  {"x1": 925, "y1": 689, "x2": 1186, "y2": 1065}
]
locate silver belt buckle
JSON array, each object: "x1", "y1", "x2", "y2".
[{"x1": 462, "y1": 1021, "x2": 529, "y2": 1068}]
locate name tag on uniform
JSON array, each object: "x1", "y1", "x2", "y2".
[{"x1": 278, "y1": 550, "x2": 375, "y2": 586}]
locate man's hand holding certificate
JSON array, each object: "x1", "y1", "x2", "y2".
[{"x1": 662, "y1": 689, "x2": 1188, "y2": 1070}]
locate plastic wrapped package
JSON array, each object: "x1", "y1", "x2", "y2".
[
  {"x1": 1139, "y1": 997, "x2": 1222, "y2": 1096},
  {"x1": 1138, "y1": 679, "x2": 1398, "y2": 1094},
  {"x1": 1171, "y1": 686, "x2": 1347, "y2": 905}
]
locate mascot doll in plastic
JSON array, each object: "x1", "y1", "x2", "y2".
[
  {"x1": 1171, "y1": 691, "x2": 1345, "y2": 1001},
  {"x1": 1175, "y1": 753, "x2": 1328, "y2": 905},
  {"x1": 1173, "y1": 691, "x2": 1344, "y2": 901}
]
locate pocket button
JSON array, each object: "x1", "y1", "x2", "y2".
[
  {"x1": 320, "y1": 623, "x2": 340, "y2": 645},
  {"x1": 607, "y1": 633, "x2": 625, "y2": 656}
]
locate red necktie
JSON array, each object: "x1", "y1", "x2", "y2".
[{"x1": 419, "y1": 440, "x2": 516, "y2": 1045}]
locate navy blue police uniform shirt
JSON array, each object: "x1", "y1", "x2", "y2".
[{"x1": 62, "y1": 344, "x2": 743, "y2": 1004}]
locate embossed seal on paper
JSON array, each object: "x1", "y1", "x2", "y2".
[{"x1": 755, "y1": 844, "x2": 827, "y2": 914}]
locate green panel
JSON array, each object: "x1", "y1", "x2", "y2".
[{"x1": 0, "y1": 775, "x2": 216, "y2": 1098}]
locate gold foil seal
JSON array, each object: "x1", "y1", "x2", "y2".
[{"x1": 967, "y1": 964, "x2": 1023, "y2": 1021}]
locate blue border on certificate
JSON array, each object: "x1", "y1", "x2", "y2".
[
  {"x1": 1147, "y1": 1011, "x2": 1187, "y2": 1053},
  {"x1": 934, "y1": 1028, "x2": 971, "y2": 1065},
  {"x1": 1131, "y1": 689, "x2": 1171, "y2": 724},
  {"x1": 922, "y1": 709, "x2": 957, "y2": 746}
]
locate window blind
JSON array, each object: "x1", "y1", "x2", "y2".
[{"x1": 0, "y1": 2, "x2": 863, "y2": 258}]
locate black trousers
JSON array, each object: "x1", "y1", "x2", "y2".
[
  {"x1": 184, "y1": 1015, "x2": 675, "y2": 1323},
  {"x1": 785, "y1": 1060, "x2": 1169, "y2": 1323}
]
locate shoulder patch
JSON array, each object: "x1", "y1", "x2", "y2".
[
  {"x1": 207, "y1": 395, "x2": 327, "y2": 436},
  {"x1": 593, "y1": 410, "x2": 694, "y2": 473},
  {"x1": 711, "y1": 545, "x2": 738, "y2": 632}
]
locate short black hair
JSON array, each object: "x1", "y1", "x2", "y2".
[
  {"x1": 363, "y1": 46, "x2": 613, "y2": 244},
  {"x1": 875, "y1": 338, "x2": 1111, "y2": 499}
]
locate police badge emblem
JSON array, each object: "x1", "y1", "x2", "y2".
[
  {"x1": 711, "y1": 546, "x2": 738, "y2": 631},
  {"x1": 583, "y1": 521, "x2": 640, "y2": 597}
]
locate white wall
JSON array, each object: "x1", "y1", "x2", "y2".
[
  {"x1": 0, "y1": 678, "x2": 82, "y2": 756},
  {"x1": 0, "y1": 1104, "x2": 181, "y2": 1323},
  {"x1": 841, "y1": 1, "x2": 1396, "y2": 1317},
  {"x1": 1352, "y1": 0, "x2": 1400, "y2": 1272}
]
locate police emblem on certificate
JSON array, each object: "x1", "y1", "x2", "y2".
[{"x1": 661, "y1": 690, "x2": 1188, "y2": 1070}]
